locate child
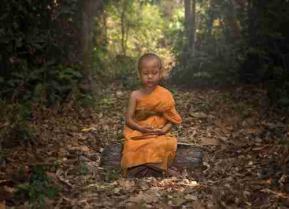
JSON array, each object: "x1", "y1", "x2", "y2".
[{"x1": 120, "y1": 53, "x2": 182, "y2": 178}]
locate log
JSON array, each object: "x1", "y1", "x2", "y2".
[{"x1": 100, "y1": 143, "x2": 203, "y2": 170}]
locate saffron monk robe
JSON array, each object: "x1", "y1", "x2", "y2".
[{"x1": 120, "y1": 53, "x2": 182, "y2": 178}]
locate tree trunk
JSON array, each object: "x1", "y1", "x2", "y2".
[
  {"x1": 81, "y1": 0, "x2": 103, "y2": 96},
  {"x1": 120, "y1": 0, "x2": 129, "y2": 56},
  {"x1": 184, "y1": 0, "x2": 193, "y2": 53},
  {"x1": 206, "y1": 0, "x2": 214, "y2": 39},
  {"x1": 219, "y1": 0, "x2": 241, "y2": 43},
  {"x1": 183, "y1": 0, "x2": 197, "y2": 61},
  {"x1": 191, "y1": 0, "x2": 196, "y2": 55}
]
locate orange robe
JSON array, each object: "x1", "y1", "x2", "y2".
[{"x1": 121, "y1": 85, "x2": 182, "y2": 176}]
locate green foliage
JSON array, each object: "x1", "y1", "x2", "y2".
[
  {"x1": 0, "y1": 0, "x2": 82, "y2": 104},
  {"x1": 173, "y1": 42, "x2": 239, "y2": 87},
  {"x1": 233, "y1": 102, "x2": 254, "y2": 119},
  {"x1": 98, "y1": 1, "x2": 176, "y2": 84},
  {"x1": 239, "y1": 1, "x2": 289, "y2": 108},
  {"x1": 0, "y1": 101, "x2": 34, "y2": 148},
  {"x1": 163, "y1": 8, "x2": 185, "y2": 57},
  {"x1": 79, "y1": 162, "x2": 89, "y2": 176},
  {"x1": 33, "y1": 64, "x2": 82, "y2": 104},
  {"x1": 102, "y1": 168, "x2": 121, "y2": 182},
  {"x1": 170, "y1": 0, "x2": 240, "y2": 87},
  {"x1": 0, "y1": 63, "x2": 82, "y2": 104},
  {"x1": 16, "y1": 165, "x2": 59, "y2": 208},
  {"x1": 2, "y1": 0, "x2": 288, "y2": 109},
  {"x1": 110, "y1": 55, "x2": 139, "y2": 88},
  {"x1": 106, "y1": 1, "x2": 165, "y2": 56},
  {"x1": 278, "y1": 138, "x2": 289, "y2": 146},
  {"x1": 169, "y1": 0, "x2": 289, "y2": 109},
  {"x1": 267, "y1": 67, "x2": 289, "y2": 107}
]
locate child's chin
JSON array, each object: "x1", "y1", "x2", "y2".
[{"x1": 145, "y1": 83, "x2": 157, "y2": 87}]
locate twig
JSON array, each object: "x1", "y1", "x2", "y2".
[
  {"x1": 55, "y1": 171, "x2": 73, "y2": 188},
  {"x1": 260, "y1": 188, "x2": 289, "y2": 199}
]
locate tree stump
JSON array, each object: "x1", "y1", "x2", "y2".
[{"x1": 100, "y1": 143, "x2": 203, "y2": 170}]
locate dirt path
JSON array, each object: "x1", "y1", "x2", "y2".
[{"x1": 1, "y1": 85, "x2": 289, "y2": 208}]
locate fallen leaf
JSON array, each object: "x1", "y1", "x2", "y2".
[
  {"x1": 118, "y1": 179, "x2": 136, "y2": 191},
  {"x1": 190, "y1": 112, "x2": 208, "y2": 119},
  {"x1": 81, "y1": 127, "x2": 97, "y2": 132},
  {"x1": 191, "y1": 201, "x2": 206, "y2": 209},
  {"x1": 184, "y1": 194, "x2": 198, "y2": 201},
  {"x1": 113, "y1": 187, "x2": 121, "y2": 193},
  {"x1": 200, "y1": 137, "x2": 220, "y2": 146},
  {"x1": 128, "y1": 191, "x2": 159, "y2": 203},
  {"x1": 172, "y1": 196, "x2": 186, "y2": 206}
]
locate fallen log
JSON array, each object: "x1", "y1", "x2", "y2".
[{"x1": 100, "y1": 142, "x2": 203, "y2": 169}]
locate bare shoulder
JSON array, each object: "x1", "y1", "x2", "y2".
[{"x1": 130, "y1": 89, "x2": 142, "y2": 100}]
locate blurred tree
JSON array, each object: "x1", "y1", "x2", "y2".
[
  {"x1": 183, "y1": 0, "x2": 196, "y2": 57},
  {"x1": 81, "y1": 0, "x2": 104, "y2": 96},
  {"x1": 240, "y1": 0, "x2": 289, "y2": 106}
]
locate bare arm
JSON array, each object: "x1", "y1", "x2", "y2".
[
  {"x1": 125, "y1": 92, "x2": 154, "y2": 133},
  {"x1": 152, "y1": 122, "x2": 173, "y2": 135},
  {"x1": 161, "y1": 122, "x2": 173, "y2": 133}
]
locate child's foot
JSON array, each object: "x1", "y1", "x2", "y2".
[
  {"x1": 127, "y1": 165, "x2": 164, "y2": 178},
  {"x1": 167, "y1": 166, "x2": 180, "y2": 177}
]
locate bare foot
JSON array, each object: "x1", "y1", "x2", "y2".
[{"x1": 167, "y1": 166, "x2": 181, "y2": 177}]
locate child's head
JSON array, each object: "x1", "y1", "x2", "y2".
[{"x1": 137, "y1": 53, "x2": 162, "y2": 87}]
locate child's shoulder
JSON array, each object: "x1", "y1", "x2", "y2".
[
  {"x1": 130, "y1": 89, "x2": 150, "y2": 101},
  {"x1": 130, "y1": 89, "x2": 142, "y2": 98}
]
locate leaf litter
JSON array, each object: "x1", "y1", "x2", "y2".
[{"x1": 0, "y1": 85, "x2": 289, "y2": 208}]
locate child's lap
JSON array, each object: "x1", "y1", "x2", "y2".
[{"x1": 123, "y1": 135, "x2": 177, "y2": 152}]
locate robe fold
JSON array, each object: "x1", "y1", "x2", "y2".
[{"x1": 121, "y1": 85, "x2": 182, "y2": 176}]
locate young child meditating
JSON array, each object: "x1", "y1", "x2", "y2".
[{"x1": 121, "y1": 53, "x2": 182, "y2": 178}]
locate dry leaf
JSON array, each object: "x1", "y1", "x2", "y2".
[
  {"x1": 81, "y1": 127, "x2": 96, "y2": 132},
  {"x1": 184, "y1": 194, "x2": 198, "y2": 201},
  {"x1": 128, "y1": 191, "x2": 159, "y2": 203},
  {"x1": 190, "y1": 112, "x2": 208, "y2": 119},
  {"x1": 200, "y1": 137, "x2": 220, "y2": 146},
  {"x1": 118, "y1": 179, "x2": 136, "y2": 191}
]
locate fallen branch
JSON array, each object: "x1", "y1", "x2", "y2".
[{"x1": 100, "y1": 143, "x2": 204, "y2": 170}]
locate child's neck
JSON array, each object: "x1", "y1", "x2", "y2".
[{"x1": 142, "y1": 84, "x2": 158, "y2": 95}]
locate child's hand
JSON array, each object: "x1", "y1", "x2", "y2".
[
  {"x1": 139, "y1": 126, "x2": 166, "y2": 135},
  {"x1": 152, "y1": 128, "x2": 166, "y2": 135},
  {"x1": 140, "y1": 126, "x2": 155, "y2": 133}
]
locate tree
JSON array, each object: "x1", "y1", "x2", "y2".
[
  {"x1": 183, "y1": 0, "x2": 196, "y2": 60},
  {"x1": 184, "y1": 0, "x2": 192, "y2": 57},
  {"x1": 81, "y1": 0, "x2": 104, "y2": 96}
]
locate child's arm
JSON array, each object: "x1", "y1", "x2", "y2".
[
  {"x1": 125, "y1": 91, "x2": 155, "y2": 133},
  {"x1": 154, "y1": 122, "x2": 173, "y2": 135},
  {"x1": 162, "y1": 122, "x2": 173, "y2": 133}
]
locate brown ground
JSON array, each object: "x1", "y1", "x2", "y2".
[{"x1": 1, "y1": 85, "x2": 289, "y2": 209}]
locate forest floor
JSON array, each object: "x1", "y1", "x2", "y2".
[{"x1": 1, "y1": 84, "x2": 289, "y2": 209}]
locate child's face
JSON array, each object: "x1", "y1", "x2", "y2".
[{"x1": 139, "y1": 58, "x2": 161, "y2": 88}]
